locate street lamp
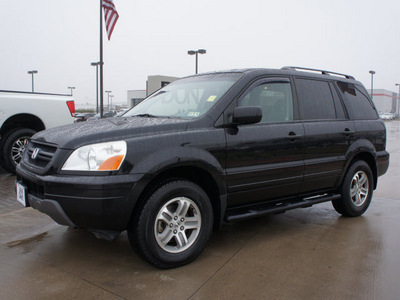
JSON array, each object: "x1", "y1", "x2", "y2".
[
  {"x1": 109, "y1": 95, "x2": 114, "y2": 111},
  {"x1": 27, "y1": 70, "x2": 38, "y2": 92},
  {"x1": 105, "y1": 90, "x2": 112, "y2": 111},
  {"x1": 91, "y1": 62, "x2": 100, "y2": 113},
  {"x1": 396, "y1": 83, "x2": 400, "y2": 116},
  {"x1": 67, "y1": 86, "x2": 75, "y2": 96},
  {"x1": 369, "y1": 70, "x2": 375, "y2": 100},
  {"x1": 187, "y1": 49, "x2": 206, "y2": 74}
]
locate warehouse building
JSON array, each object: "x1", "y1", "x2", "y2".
[{"x1": 367, "y1": 89, "x2": 399, "y2": 117}]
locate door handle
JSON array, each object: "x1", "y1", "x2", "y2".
[
  {"x1": 343, "y1": 128, "x2": 354, "y2": 136},
  {"x1": 287, "y1": 131, "x2": 302, "y2": 141}
]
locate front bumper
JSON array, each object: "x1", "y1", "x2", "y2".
[
  {"x1": 28, "y1": 194, "x2": 76, "y2": 227},
  {"x1": 17, "y1": 166, "x2": 143, "y2": 231}
]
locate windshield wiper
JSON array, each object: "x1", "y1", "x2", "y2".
[
  {"x1": 132, "y1": 114, "x2": 179, "y2": 119},
  {"x1": 134, "y1": 114, "x2": 159, "y2": 118}
]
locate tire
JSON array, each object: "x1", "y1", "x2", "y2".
[
  {"x1": 0, "y1": 128, "x2": 20, "y2": 169},
  {"x1": 1, "y1": 128, "x2": 36, "y2": 174},
  {"x1": 128, "y1": 180, "x2": 213, "y2": 269},
  {"x1": 332, "y1": 160, "x2": 374, "y2": 217}
]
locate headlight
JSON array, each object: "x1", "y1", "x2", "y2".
[{"x1": 62, "y1": 141, "x2": 127, "y2": 171}]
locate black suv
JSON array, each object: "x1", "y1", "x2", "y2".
[{"x1": 16, "y1": 67, "x2": 389, "y2": 268}]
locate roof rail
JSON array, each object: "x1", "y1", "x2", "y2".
[{"x1": 281, "y1": 66, "x2": 355, "y2": 80}]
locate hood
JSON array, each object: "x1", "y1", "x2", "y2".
[{"x1": 32, "y1": 116, "x2": 189, "y2": 149}]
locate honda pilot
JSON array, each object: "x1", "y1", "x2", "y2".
[{"x1": 16, "y1": 67, "x2": 389, "y2": 268}]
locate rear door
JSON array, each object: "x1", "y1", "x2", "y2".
[
  {"x1": 225, "y1": 78, "x2": 305, "y2": 207},
  {"x1": 294, "y1": 78, "x2": 355, "y2": 193}
]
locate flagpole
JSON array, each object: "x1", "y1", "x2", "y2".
[{"x1": 99, "y1": 0, "x2": 104, "y2": 118}]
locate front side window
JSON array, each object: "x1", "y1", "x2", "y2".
[
  {"x1": 124, "y1": 73, "x2": 241, "y2": 119},
  {"x1": 239, "y1": 82, "x2": 294, "y2": 123}
]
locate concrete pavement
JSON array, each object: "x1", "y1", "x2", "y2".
[{"x1": 0, "y1": 121, "x2": 399, "y2": 300}]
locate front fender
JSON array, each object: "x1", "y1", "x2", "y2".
[{"x1": 132, "y1": 145, "x2": 226, "y2": 194}]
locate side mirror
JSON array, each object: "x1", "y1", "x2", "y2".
[{"x1": 232, "y1": 106, "x2": 262, "y2": 125}]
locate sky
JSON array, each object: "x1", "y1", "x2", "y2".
[{"x1": 1, "y1": 0, "x2": 400, "y2": 107}]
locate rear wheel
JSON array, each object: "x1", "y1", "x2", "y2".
[
  {"x1": 129, "y1": 180, "x2": 213, "y2": 269},
  {"x1": 1, "y1": 128, "x2": 36, "y2": 173},
  {"x1": 332, "y1": 160, "x2": 373, "y2": 217}
]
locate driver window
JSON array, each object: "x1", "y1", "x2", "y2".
[{"x1": 239, "y1": 82, "x2": 294, "y2": 123}]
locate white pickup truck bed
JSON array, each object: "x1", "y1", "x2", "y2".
[{"x1": 0, "y1": 91, "x2": 75, "y2": 173}]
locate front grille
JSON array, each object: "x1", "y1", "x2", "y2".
[{"x1": 26, "y1": 140, "x2": 58, "y2": 169}]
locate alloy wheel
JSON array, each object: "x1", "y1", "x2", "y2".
[{"x1": 154, "y1": 197, "x2": 201, "y2": 253}]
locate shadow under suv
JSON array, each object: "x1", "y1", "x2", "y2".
[{"x1": 16, "y1": 67, "x2": 389, "y2": 268}]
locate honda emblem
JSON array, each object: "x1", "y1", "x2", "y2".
[{"x1": 31, "y1": 148, "x2": 40, "y2": 160}]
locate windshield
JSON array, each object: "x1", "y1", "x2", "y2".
[{"x1": 125, "y1": 73, "x2": 241, "y2": 119}]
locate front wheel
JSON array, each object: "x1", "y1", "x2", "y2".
[
  {"x1": 332, "y1": 160, "x2": 374, "y2": 217},
  {"x1": 129, "y1": 180, "x2": 213, "y2": 269}
]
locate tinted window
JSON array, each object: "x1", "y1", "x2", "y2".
[
  {"x1": 329, "y1": 82, "x2": 346, "y2": 119},
  {"x1": 295, "y1": 79, "x2": 336, "y2": 120},
  {"x1": 336, "y1": 82, "x2": 378, "y2": 120},
  {"x1": 239, "y1": 82, "x2": 293, "y2": 123}
]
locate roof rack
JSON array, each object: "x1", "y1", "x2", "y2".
[{"x1": 281, "y1": 66, "x2": 355, "y2": 80}]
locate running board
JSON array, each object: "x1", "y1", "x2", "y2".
[{"x1": 224, "y1": 193, "x2": 341, "y2": 222}]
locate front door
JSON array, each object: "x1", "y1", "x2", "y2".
[{"x1": 224, "y1": 78, "x2": 305, "y2": 207}]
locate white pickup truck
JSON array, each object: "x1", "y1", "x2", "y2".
[{"x1": 0, "y1": 90, "x2": 75, "y2": 173}]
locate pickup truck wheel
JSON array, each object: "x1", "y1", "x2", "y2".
[
  {"x1": 1, "y1": 128, "x2": 36, "y2": 173},
  {"x1": 332, "y1": 160, "x2": 373, "y2": 217},
  {"x1": 129, "y1": 180, "x2": 213, "y2": 269}
]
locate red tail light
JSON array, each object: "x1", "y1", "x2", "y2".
[{"x1": 66, "y1": 101, "x2": 75, "y2": 117}]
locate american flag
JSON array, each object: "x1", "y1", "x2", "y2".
[{"x1": 102, "y1": 0, "x2": 119, "y2": 40}]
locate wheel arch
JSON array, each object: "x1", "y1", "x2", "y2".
[
  {"x1": 1, "y1": 113, "x2": 45, "y2": 136},
  {"x1": 344, "y1": 152, "x2": 378, "y2": 190},
  {"x1": 130, "y1": 164, "x2": 227, "y2": 231}
]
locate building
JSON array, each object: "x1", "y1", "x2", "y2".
[
  {"x1": 127, "y1": 75, "x2": 178, "y2": 108},
  {"x1": 367, "y1": 89, "x2": 399, "y2": 116},
  {"x1": 127, "y1": 90, "x2": 146, "y2": 108},
  {"x1": 147, "y1": 75, "x2": 178, "y2": 96}
]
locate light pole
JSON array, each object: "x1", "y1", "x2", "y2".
[
  {"x1": 27, "y1": 70, "x2": 38, "y2": 92},
  {"x1": 369, "y1": 70, "x2": 375, "y2": 100},
  {"x1": 105, "y1": 90, "x2": 111, "y2": 111},
  {"x1": 67, "y1": 86, "x2": 75, "y2": 96},
  {"x1": 187, "y1": 49, "x2": 206, "y2": 74},
  {"x1": 91, "y1": 62, "x2": 100, "y2": 113},
  {"x1": 396, "y1": 83, "x2": 400, "y2": 116},
  {"x1": 110, "y1": 95, "x2": 114, "y2": 111}
]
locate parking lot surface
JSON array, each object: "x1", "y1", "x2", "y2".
[{"x1": 1, "y1": 121, "x2": 399, "y2": 300}]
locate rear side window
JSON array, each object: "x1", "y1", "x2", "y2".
[
  {"x1": 295, "y1": 79, "x2": 337, "y2": 120},
  {"x1": 336, "y1": 82, "x2": 378, "y2": 120}
]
